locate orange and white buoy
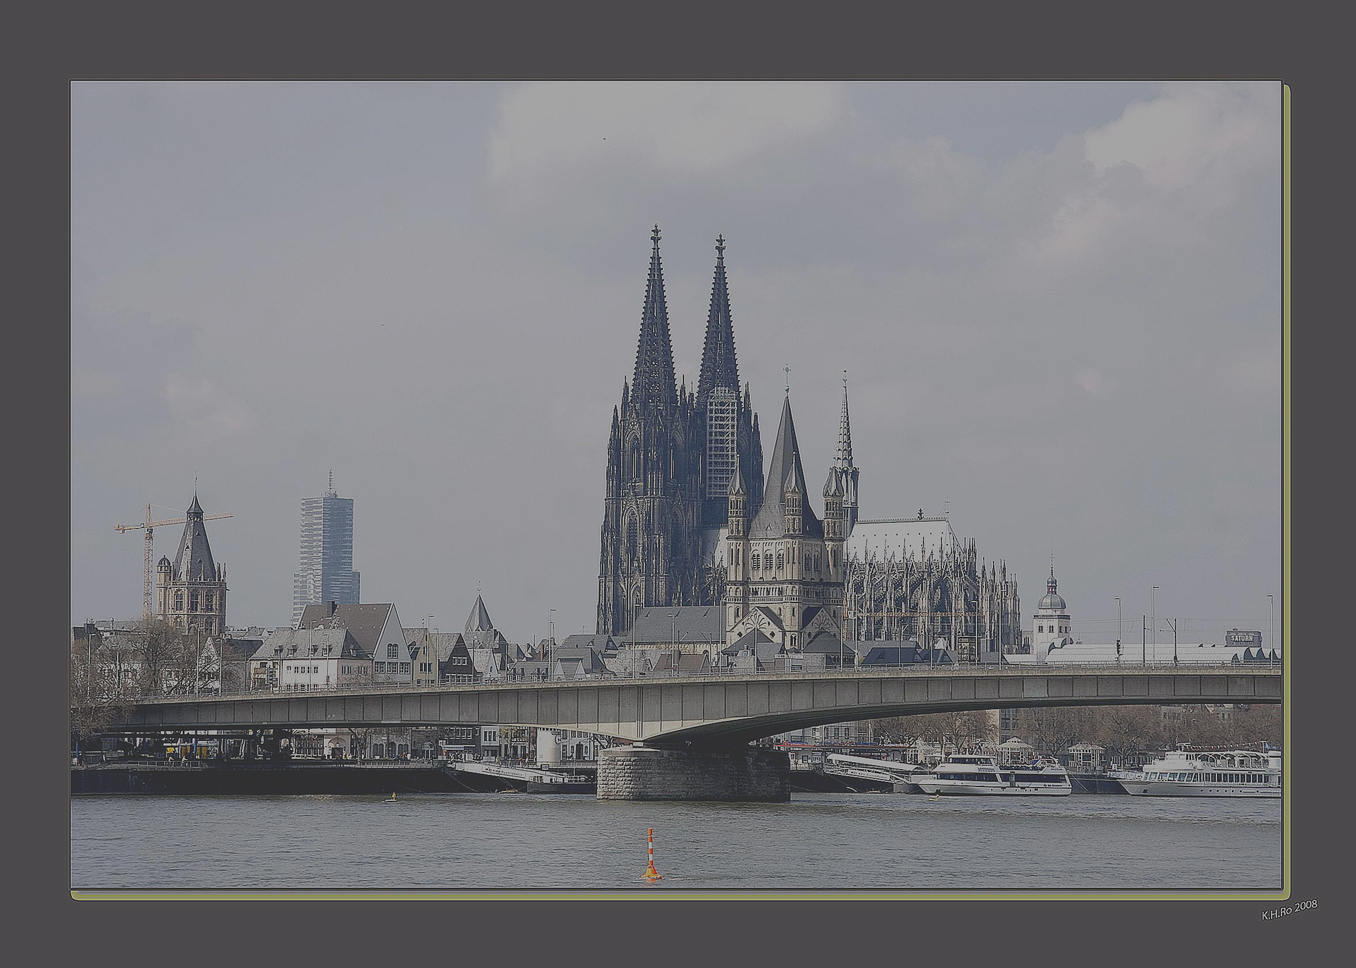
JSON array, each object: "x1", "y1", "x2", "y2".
[{"x1": 641, "y1": 827, "x2": 663, "y2": 881}]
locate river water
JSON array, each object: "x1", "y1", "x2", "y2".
[{"x1": 70, "y1": 792, "x2": 1281, "y2": 893}]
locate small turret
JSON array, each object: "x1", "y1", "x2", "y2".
[
  {"x1": 783, "y1": 450, "x2": 804, "y2": 537},
  {"x1": 823, "y1": 467, "x2": 844, "y2": 541},
  {"x1": 727, "y1": 449, "x2": 748, "y2": 537}
]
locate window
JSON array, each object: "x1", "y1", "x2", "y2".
[
  {"x1": 400, "y1": 662, "x2": 410, "y2": 675},
  {"x1": 387, "y1": 644, "x2": 399, "y2": 659},
  {"x1": 375, "y1": 661, "x2": 386, "y2": 673},
  {"x1": 174, "y1": 591, "x2": 184, "y2": 611}
]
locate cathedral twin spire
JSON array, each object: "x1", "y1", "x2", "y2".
[
  {"x1": 697, "y1": 233, "x2": 741, "y2": 406},
  {"x1": 631, "y1": 225, "x2": 679, "y2": 415}
]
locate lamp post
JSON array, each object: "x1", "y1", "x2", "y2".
[
  {"x1": 548, "y1": 609, "x2": 555, "y2": 667},
  {"x1": 1115, "y1": 597, "x2": 1122, "y2": 659},
  {"x1": 1268, "y1": 594, "x2": 1275, "y2": 653},
  {"x1": 1151, "y1": 586, "x2": 1158, "y2": 664},
  {"x1": 1166, "y1": 617, "x2": 1177, "y2": 665}
]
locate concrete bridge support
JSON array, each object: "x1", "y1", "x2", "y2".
[{"x1": 597, "y1": 744, "x2": 791, "y2": 802}]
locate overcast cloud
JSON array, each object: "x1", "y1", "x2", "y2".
[{"x1": 71, "y1": 81, "x2": 1282, "y2": 647}]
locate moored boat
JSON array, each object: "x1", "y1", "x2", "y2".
[
  {"x1": 1117, "y1": 747, "x2": 1281, "y2": 798},
  {"x1": 910, "y1": 753, "x2": 1072, "y2": 796}
]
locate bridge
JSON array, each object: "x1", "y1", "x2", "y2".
[{"x1": 105, "y1": 665, "x2": 1281, "y2": 801}]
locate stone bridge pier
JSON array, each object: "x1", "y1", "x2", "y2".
[{"x1": 596, "y1": 743, "x2": 791, "y2": 802}]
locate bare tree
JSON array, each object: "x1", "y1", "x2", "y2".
[
  {"x1": 869, "y1": 710, "x2": 994, "y2": 750},
  {"x1": 1014, "y1": 705, "x2": 1096, "y2": 757},
  {"x1": 1088, "y1": 704, "x2": 1164, "y2": 768},
  {"x1": 70, "y1": 634, "x2": 132, "y2": 747},
  {"x1": 136, "y1": 619, "x2": 194, "y2": 696},
  {"x1": 1223, "y1": 704, "x2": 1282, "y2": 748}
]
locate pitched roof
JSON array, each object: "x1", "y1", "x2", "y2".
[
  {"x1": 722, "y1": 630, "x2": 782, "y2": 657},
  {"x1": 464, "y1": 596, "x2": 495, "y2": 634},
  {"x1": 550, "y1": 647, "x2": 607, "y2": 673},
  {"x1": 749, "y1": 394, "x2": 822, "y2": 539},
  {"x1": 802, "y1": 630, "x2": 853, "y2": 654},
  {"x1": 295, "y1": 603, "x2": 395, "y2": 656},
  {"x1": 627, "y1": 606, "x2": 725, "y2": 645},
  {"x1": 559, "y1": 633, "x2": 617, "y2": 654},
  {"x1": 250, "y1": 627, "x2": 365, "y2": 661},
  {"x1": 653, "y1": 652, "x2": 711, "y2": 674},
  {"x1": 847, "y1": 517, "x2": 959, "y2": 562},
  {"x1": 171, "y1": 494, "x2": 219, "y2": 582},
  {"x1": 859, "y1": 644, "x2": 951, "y2": 666},
  {"x1": 211, "y1": 635, "x2": 264, "y2": 663},
  {"x1": 508, "y1": 660, "x2": 554, "y2": 680}
]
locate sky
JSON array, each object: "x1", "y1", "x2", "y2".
[{"x1": 70, "y1": 81, "x2": 1283, "y2": 648}]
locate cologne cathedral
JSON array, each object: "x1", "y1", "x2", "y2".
[
  {"x1": 596, "y1": 227, "x2": 762, "y2": 636},
  {"x1": 596, "y1": 227, "x2": 1023, "y2": 657}
]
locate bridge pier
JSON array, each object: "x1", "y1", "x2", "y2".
[{"x1": 597, "y1": 744, "x2": 790, "y2": 802}]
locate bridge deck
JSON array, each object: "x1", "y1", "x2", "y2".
[{"x1": 107, "y1": 665, "x2": 1282, "y2": 746}]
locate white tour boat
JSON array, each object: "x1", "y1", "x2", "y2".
[
  {"x1": 1117, "y1": 748, "x2": 1281, "y2": 798},
  {"x1": 910, "y1": 753, "x2": 1072, "y2": 796}
]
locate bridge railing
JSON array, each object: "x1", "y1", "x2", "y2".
[{"x1": 128, "y1": 658, "x2": 1281, "y2": 705}]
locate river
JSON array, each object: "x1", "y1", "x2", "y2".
[{"x1": 70, "y1": 792, "x2": 1281, "y2": 893}]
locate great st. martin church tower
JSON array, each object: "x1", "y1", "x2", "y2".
[{"x1": 597, "y1": 228, "x2": 763, "y2": 636}]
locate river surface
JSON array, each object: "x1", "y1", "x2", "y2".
[{"x1": 70, "y1": 792, "x2": 1282, "y2": 892}]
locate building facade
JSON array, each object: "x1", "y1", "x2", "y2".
[
  {"x1": 155, "y1": 493, "x2": 228, "y2": 636},
  {"x1": 292, "y1": 474, "x2": 360, "y2": 628}
]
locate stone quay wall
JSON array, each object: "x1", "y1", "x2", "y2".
[{"x1": 597, "y1": 745, "x2": 791, "y2": 801}]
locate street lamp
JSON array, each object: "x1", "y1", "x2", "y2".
[
  {"x1": 1151, "y1": 586, "x2": 1158, "y2": 664},
  {"x1": 1115, "y1": 597, "x2": 1122, "y2": 659},
  {"x1": 1267, "y1": 594, "x2": 1275, "y2": 653}
]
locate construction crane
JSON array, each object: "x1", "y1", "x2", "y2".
[{"x1": 115, "y1": 503, "x2": 234, "y2": 622}]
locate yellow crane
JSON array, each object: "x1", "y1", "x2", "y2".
[{"x1": 115, "y1": 503, "x2": 233, "y2": 622}]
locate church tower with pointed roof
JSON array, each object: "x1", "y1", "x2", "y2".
[
  {"x1": 724, "y1": 391, "x2": 843, "y2": 649},
  {"x1": 155, "y1": 491, "x2": 228, "y2": 635},
  {"x1": 597, "y1": 227, "x2": 705, "y2": 635},
  {"x1": 835, "y1": 372, "x2": 860, "y2": 531},
  {"x1": 695, "y1": 235, "x2": 763, "y2": 531}
]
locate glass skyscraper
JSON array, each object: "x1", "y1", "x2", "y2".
[{"x1": 292, "y1": 475, "x2": 360, "y2": 627}]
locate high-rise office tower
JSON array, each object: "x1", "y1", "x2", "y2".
[{"x1": 292, "y1": 472, "x2": 360, "y2": 627}]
